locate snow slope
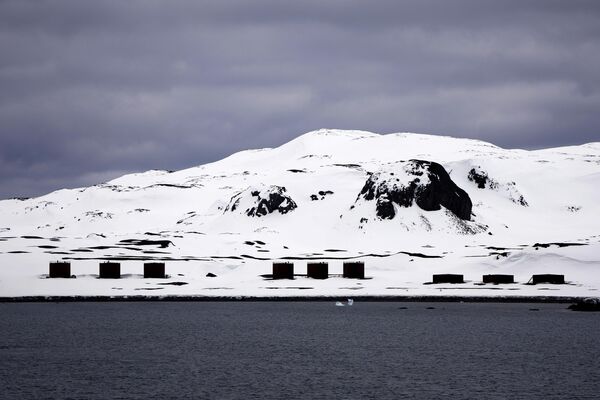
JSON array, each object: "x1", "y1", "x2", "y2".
[{"x1": 0, "y1": 129, "x2": 598, "y2": 298}]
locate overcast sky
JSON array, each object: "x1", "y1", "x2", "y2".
[{"x1": 1, "y1": 0, "x2": 599, "y2": 199}]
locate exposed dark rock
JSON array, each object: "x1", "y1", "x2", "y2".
[
  {"x1": 375, "y1": 194, "x2": 396, "y2": 218},
  {"x1": 206, "y1": 273, "x2": 217, "y2": 277},
  {"x1": 310, "y1": 190, "x2": 334, "y2": 201},
  {"x1": 85, "y1": 210, "x2": 114, "y2": 219},
  {"x1": 399, "y1": 251, "x2": 442, "y2": 259},
  {"x1": 468, "y1": 168, "x2": 497, "y2": 189},
  {"x1": 468, "y1": 166, "x2": 528, "y2": 206},
  {"x1": 333, "y1": 163, "x2": 362, "y2": 169},
  {"x1": 225, "y1": 185, "x2": 297, "y2": 217},
  {"x1": 119, "y1": 239, "x2": 174, "y2": 248},
  {"x1": 356, "y1": 160, "x2": 472, "y2": 220},
  {"x1": 145, "y1": 183, "x2": 194, "y2": 189},
  {"x1": 506, "y1": 182, "x2": 528, "y2": 206},
  {"x1": 532, "y1": 242, "x2": 587, "y2": 248},
  {"x1": 568, "y1": 298, "x2": 600, "y2": 311}
]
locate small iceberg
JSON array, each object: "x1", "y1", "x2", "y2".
[{"x1": 336, "y1": 299, "x2": 354, "y2": 307}]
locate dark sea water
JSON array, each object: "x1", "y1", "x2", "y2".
[{"x1": 0, "y1": 302, "x2": 599, "y2": 400}]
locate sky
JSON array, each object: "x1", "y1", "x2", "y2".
[{"x1": 1, "y1": 0, "x2": 599, "y2": 199}]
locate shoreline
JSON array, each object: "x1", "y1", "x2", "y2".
[{"x1": 0, "y1": 295, "x2": 586, "y2": 303}]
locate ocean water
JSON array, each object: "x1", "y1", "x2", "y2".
[{"x1": 0, "y1": 302, "x2": 598, "y2": 400}]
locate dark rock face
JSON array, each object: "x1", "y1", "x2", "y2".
[
  {"x1": 310, "y1": 190, "x2": 334, "y2": 201},
  {"x1": 468, "y1": 166, "x2": 528, "y2": 206},
  {"x1": 119, "y1": 239, "x2": 173, "y2": 248},
  {"x1": 468, "y1": 168, "x2": 495, "y2": 189},
  {"x1": 357, "y1": 160, "x2": 472, "y2": 220},
  {"x1": 226, "y1": 185, "x2": 297, "y2": 217},
  {"x1": 568, "y1": 298, "x2": 600, "y2": 312},
  {"x1": 246, "y1": 187, "x2": 296, "y2": 217},
  {"x1": 506, "y1": 183, "x2": 528, "y2": 206}
]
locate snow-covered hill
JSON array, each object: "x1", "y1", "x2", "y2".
[{"x1": 1, "y1": 129, "x2": 599, "y2": 298}]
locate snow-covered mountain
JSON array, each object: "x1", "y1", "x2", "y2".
[{"x1": 1, "y1": 129, "x2": 599, "y2": 298}]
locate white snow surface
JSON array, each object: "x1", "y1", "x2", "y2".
[{"x1": 0, "y1": 129, "x2": 599, "y2": 298}]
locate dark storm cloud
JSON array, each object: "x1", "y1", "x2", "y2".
[{"x1": 0, "y1": 0, "x2": 599, "y2": 198}]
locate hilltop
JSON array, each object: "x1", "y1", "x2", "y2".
[{"x1": 0, "y1": 129, "x2": 598, "y2": 298}]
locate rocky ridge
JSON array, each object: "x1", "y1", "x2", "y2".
[{"x1": 354, "y1": 160, "x2": 473, "y2": 221}]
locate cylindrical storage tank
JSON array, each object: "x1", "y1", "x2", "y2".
[
  {"x1": 144, "y1": 262, "x2": 166, "y2": 278},
  {"x1": 99, "y1": 262, "x2": 121, "y2": 279},
  {"x1": 531, "y1": 274, "x2": 564, "y2": 284},
  {"x1": 307, "y1": 262, "x2": 328, "y2": 279},
  {"x1": 432, "y1": 274, "x2": 464, "y2": 284},
  {"x1": 483, "y1": 274, "x2": 514, "y2": 284},
  {"x1": 272, "y1": 262, "x2": 294, "y2": 279},
  {"x1": 49, "y1": 262, "x2": 71, "y2": 278},
  {"x1": 343, "y1": 262, "x2": 364, "y2": 279}
]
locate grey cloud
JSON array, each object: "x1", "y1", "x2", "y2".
[{"x1": 0, "y1": 0, "x2": 599, "y2": 199}]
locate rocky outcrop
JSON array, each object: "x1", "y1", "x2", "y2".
[
  {"x1": 468, "y1": 166, "x2": 528, "y2": 206},
  {"x1": 310, "y1": 190, "x2": 334, "y2": 201},
  {"x1": 355, "y1": 160, "x2": 472, "y2": 220},
  {"x1": 568, "y1": 298, "x2": 600, "y2": 312},
  {"x1": 225, "y1": 185, "x2": 297, "y2": 217},
  {"x1": 467, "y1": 168, "x2": 497, "y2": 189}
]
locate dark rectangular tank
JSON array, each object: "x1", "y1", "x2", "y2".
[
  {"x1": 307, "y1": 262, "x2": 328, "y2": 279},
  {"x1": 531, "y1": 274, "x2": 565, "y2": 284},
  {"x1": 99, "y1": 262, "x2": 121, "y2": 279},
  {"x1": 49, "y1": 262, "x2": 71, "y2": 278},
  {"x1": 343, "y1": 262, "x2": 365, "y2": 279},
  {"x1": 272, "y1": 262, "x2": 294, "y2": 279},
  {"x1": 433, "y1": 274, "x2": 464, "y2": 284},
  {"x1": 144, "y1": 262, "x2": 166, "y2": 278},
  {"x1": 483, "y1": 274, "x2": 514, "y2": 284}
]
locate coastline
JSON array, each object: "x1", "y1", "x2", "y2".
[{"x1": 0, "y1": 295, "x2": 585, "y2": 303}]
